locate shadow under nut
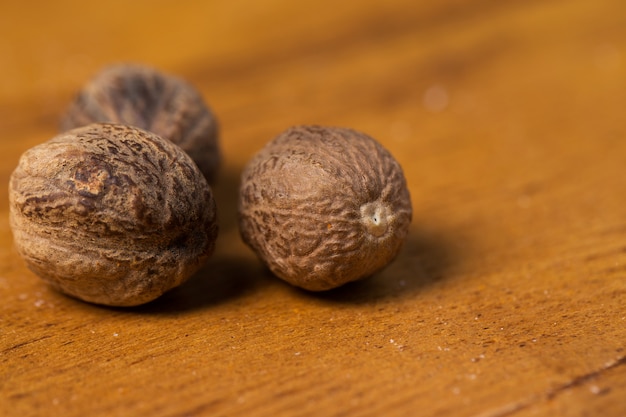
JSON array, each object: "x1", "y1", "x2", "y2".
[
  {"x1": 238, "y1": 125, "x2": 412, "y2": 291},
  {"x1": 9, "y1": 123, "x2": 218, "y2": 306},
  {"x1": 61, "y1": 63, "x2": 220, "y2": 184}
]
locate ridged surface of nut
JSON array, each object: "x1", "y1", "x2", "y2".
[
  {"x1": 9, "y1": 123, "x2": 218, "y2": 306},
  {"x1": 238, "y1": 125, "x2": 412, "y2": 291},
  {"x1": 61, "y1": 64, "x2": 220, "y2": 183}
]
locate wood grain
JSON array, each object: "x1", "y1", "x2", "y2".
[{"x1": 1, "y1": 0, "x2": 625, "y2": 416}]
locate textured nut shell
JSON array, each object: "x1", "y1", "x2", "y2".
[
  {"x1": 238, "y1": 125, "x2": 412, "y2": 291},
  {"x1": 9, "y1": 123, "x2": 218, "y2": 306},
  {"x1": 61, "y1": 64, "x2": 220, "y2": 183}
]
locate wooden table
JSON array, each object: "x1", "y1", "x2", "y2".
[{"x1": 1, "y1": 1, "x2": 625, "y2": 416}]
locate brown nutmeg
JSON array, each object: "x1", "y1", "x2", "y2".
[
  {"x1": 61, "y1": 63, "x2": 220, "y2": 184},
  {"x1": 9, "y1": 123, "x2": 218, "y2": 306},
  {"x1": 238, "y1": 125, "x2": 412, "y2": 291}
]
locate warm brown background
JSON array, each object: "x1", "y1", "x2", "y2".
[{"x1": 1, "y1": 1, "x2": 625, "y2": 416}]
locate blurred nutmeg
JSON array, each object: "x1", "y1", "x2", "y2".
[
  {"x1": 9, "y1": 123, "x2": 218, "y2": 306},
  {"x1": 238, "y1": 125, "x2": 412, "y2": 291},
  {"x1": 61, "y1": 63, "x2": 220, "y2": 183}
]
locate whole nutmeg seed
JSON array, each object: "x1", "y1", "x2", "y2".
[
  {"x1": 238, "y1": 125, "x2": 412, "y2": 291},
  {"x1": 9, "y1": 123, "x2": 218, "y2": 306},
  {"x1": 61, "y1": 63, "x2": 220, "y2": 183}
]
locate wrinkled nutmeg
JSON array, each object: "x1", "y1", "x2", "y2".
[
  {"x1": 61, "y1": 63, "x2": 220, "y2": 183},
  {"x1": 9, "y1": 123, "x2": 218, "y2": 306},
  {"x1": 238, "y1": 125, "x2": 412, "y2": 291}
]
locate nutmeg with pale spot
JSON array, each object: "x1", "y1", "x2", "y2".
[{"x1": 238, "y1": 125, "x2": 412, "y2": 290}]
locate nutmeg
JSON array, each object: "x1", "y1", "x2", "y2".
[
  {"x1": 61, "y1": 63, "x2": 220, "y2": 183},
  {"x1": 9, "y1": 123, "x2": 218, "y2": 306},
  {"x1": 238, "y1": 125, "x2": 412, "y2": 291}
]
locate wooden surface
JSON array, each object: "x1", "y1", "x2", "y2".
[{"x1": 1, "y1": 1, "x2": 625, "y2": 416}]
